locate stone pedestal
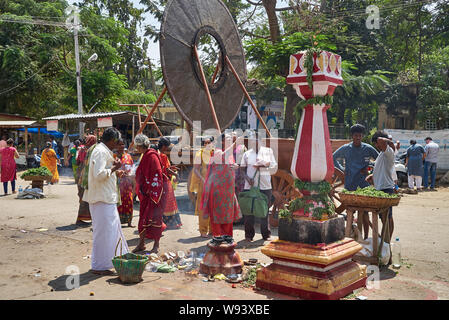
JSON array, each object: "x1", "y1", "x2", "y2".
[
  {"x1": 256, "y1": 50, "x2": 366, "y2": 299},
  {"x1": 256, "y1": 237, "x2": 367, "y2": 300},
  {"x1": 199, "y1": 242, "x2": 243, "y2": 275}
]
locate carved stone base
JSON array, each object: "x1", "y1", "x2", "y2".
[
  {"x1": 199, "y1": 242, "x2": 243, "y2": 276},
  {"x1": 256, "y1": 239, "x2": 366, "y2": 300}
]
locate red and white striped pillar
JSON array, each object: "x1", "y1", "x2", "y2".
[{"x1": 287, "y1": 50, "x2": 343, "y2": 183}]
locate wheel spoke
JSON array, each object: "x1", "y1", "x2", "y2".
[{"x1": 272, "y1": 176, "x2": 278, "y2": 190}]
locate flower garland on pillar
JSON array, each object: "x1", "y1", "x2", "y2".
[{"x1": 285, "y1": 47, "x2": 339, "y2": 221}]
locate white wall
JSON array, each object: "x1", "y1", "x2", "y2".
[{"x1": 385, "y1": 129, "x2": 449, "y2": 170}]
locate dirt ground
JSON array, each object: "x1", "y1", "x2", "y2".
[{"x1": 0, "y1": 172, "x2": 448, "y2": 300}]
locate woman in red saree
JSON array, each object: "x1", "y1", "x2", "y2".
[
  {"x1": 133, "y1": 134, "x2": 168, "y2": 254},
  {"x1": 0, "y1": 139, "x2": 19, "y2": 195},
  {"x1": 158, "y1": 137, "x2": 182, "y2": 229},
  {"x1": 116, "y1": 139, "x2": 134, "y2": 227},
  {"x1": 200, "y1": 148, "x2": 241, "y2": 244}
]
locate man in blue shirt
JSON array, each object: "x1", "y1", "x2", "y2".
[{"x1": 333, "y1": 124, "x2": 379, "y2": 239}]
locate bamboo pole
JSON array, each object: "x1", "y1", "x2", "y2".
[
  {"x1": 132, "y1": 115, "x2": 135, "y2": 146},
  {"x1": 128, "y1": 87, "x2": 167, "y2": 150},
  {"x1": 143, "y1": 106, "x2": 164, "y2": 137},
  {"x1": 225, "y1": 55, "x2": 271, "y2": 137},
  {"x1": 24, "y1": 127, "x2": 28, "y2": 155},
  {"x1": 138, "y1": 106, "x2": 142, "y2": 128},
  {"x1": 37, "y1": 127, "x2": 41, "y2": 154},
  {"x1": 193, "y1": 46, "x2": 221, "y2": 133}
]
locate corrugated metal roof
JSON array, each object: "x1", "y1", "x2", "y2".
[
  {"x1": 42, "y1": 112, "x2": 130, "y2": 121},
  {"x1": 42, "y1": 111, "x2": 179, "y2": 127},
  {"x1": 0, "y1": 120, "x2": 40, "y2": 128}
]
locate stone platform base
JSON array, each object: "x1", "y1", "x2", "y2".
[
  {"x1": 256, "y1": 261, "x2": 366, "y2": 300},
  {"x1": 199, "y1": 242, "x2": 243, "y2": 276},
  {"x1": 256, "y1": 238, "x2": 366, "y2": 299}
]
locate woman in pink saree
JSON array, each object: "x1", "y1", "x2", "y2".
[{"x1": 0, "y1": 139, "x2": 19, "y2": 195}]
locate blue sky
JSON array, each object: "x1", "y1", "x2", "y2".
[{"x1": 68, "y1": 0, "x2": 290, "y2": 64}]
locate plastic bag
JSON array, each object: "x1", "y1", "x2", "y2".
[{"x1": 358, "y1": 237, "x2": 391, "y2": 265}]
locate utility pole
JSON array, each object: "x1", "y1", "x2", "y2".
[{"x1": 72, "y1": 9, "x2": 84, "y2": 137}]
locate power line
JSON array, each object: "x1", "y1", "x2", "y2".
[{"x1": 0, "y1": 55, "x2": 58, "y2": 96}]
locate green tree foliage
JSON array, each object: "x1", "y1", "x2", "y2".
[{"x1": 0, "y1": 0, "x2": 155, "y2": 119}]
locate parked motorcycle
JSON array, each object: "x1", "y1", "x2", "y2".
[{"x1": 395, "y1": 152, "x2": 408, "y2": 188}]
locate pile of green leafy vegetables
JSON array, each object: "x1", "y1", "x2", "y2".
[
  {"x1": 341, "y1": 187, "x2": 399, "y2": 198},
  {"x1": 20, "y1": 167, "x2": 52, "y2": 179}
]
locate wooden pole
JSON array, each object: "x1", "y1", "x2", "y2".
[
  {"x1": 225, "y1": 55, "x2": 272, "y2": 138},
  {"x1": 132, "y1": 115, "x2": 135, "y2": 146},
  {"x1": 143, "y1": 106, "x2": 164, "y2": 137},
  {"x1": 211, "y1": 59, "x2": 221, "y2": 84},
  {"x1": 37, "y1": 127, "x2": 41, "y2": 154},
  {"x1": 193, "y1": 46, "x2": 221, "y2": 133},
  {"x1": 24, "y1": 127, "x2": 28, "y2": 155},
  {"x1": 128, "y1": 87, "x2": 167, "y2": 150},
  {"x1": 138, "y1": 105, "x2": 142, "y2": 128}
]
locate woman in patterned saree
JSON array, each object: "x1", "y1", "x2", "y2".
[
  {"x1": 157, "y1": 137, "x2": 182, "y2": 229},
  {"x1": 200, "y1": 147, "x2": 242, "y2": 245},
  {"x1": 116, "y1": 139, "x2": 135, "y2": 227}
]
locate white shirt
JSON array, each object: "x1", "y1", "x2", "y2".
[
  {"x1": 425, "y1": 141, "x2": 439, "y2": 163},
  {"x1": 240, "y1": 146, "x2": 278, "y2": 190},
  {"x1": 373, "y1": 145, "x2": 395, "y2": 190},
  {"x1": 82, "y1": 142, "x2": 119, "y2": 204}
]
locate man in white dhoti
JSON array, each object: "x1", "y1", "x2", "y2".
[{"x1": 83, "y1": 127, "x2": 129, "y2": 275}]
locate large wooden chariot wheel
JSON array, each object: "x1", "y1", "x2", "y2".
[
  {"x1": 330, "y1": 167, "x2": 346, "y2": 214},
  {"x1": 269, "y1": 169, "x2": 301, "y2": 228}
]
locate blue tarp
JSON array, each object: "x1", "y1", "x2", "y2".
[{"x1": 17, "y1": 127, "x2": 78, "y2": 138}]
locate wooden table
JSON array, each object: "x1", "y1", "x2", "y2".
[
  {"x1": 22, "y1": 176, "x2": 52, "y2": 190},
  {"x1": 344, "y1": 206, "x2": 391, "y2": 265}
]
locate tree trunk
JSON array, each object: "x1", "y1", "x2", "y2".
[
  {"x1": 285, "y1": 84, "x2": 301, "y2": 130},
  {"x1": 336, "y1": 104, "x2": 345, "y2": 124},
  {"x1": 262, "y1": 0, "x2": 281, "y2": 43}
]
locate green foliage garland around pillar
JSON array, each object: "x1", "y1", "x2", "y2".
[
  {"x1": 293, "y1": 48, "x2": 334, "y2": 135},
  {"x1": 279, "y1": 180, "x2": 336, "y2": 222}
]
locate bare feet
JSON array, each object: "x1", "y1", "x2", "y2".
[
  {"x1": 90, "y1": 269, "x2": 114, "y2": 276},
  {"x1": 149, "y1": 244, "x2": 159, "y2": 254},
  {"x1": 132, "y1": 244, "x2": 146, "y2": 253},
  {"x1": 200, "y1": 233, "x2": 208, "y2": 238}
]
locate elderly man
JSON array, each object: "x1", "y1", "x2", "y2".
[
  {"x1": 83, "y1": 127, "x2": 129, "y2": 275},
  {"x1": 240, "y1": 132, "x2": 277, "y2": 242}
]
